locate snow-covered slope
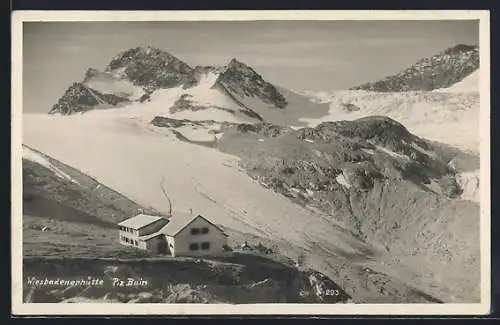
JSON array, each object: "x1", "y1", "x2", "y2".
[
  {"x1": 296, "y1": 89, "x2": 480, "y2": 153},
  {"x1": 329, "y1": 44, "x2": 481, "y2": 154},
  {"x1": 456, "y1": 170, "x2": 480, "y2": 202},
  {"x1": 434, "y1": 69, "x2": 479, "y2": 93},
  {"x1": 60, "y1": 72, "x2": 257, "y2": 127}
]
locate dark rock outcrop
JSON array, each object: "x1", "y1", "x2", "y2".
[
  {"x1": 48, "y1": 82, "x2": 128, "y2": 115},
  {"x1": 234, "y1": 122, "x2": 289, "y2": 138}
]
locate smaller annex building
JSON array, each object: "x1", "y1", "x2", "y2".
[{"x1": 118, "y1": 212, "x2": 228, "y2": 257}]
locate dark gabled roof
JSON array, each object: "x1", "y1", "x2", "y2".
[{"x1": 163, "y1": 212, "x2": 226, "y2": 237}]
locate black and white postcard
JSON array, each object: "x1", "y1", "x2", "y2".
[{"x1": 11, "y1": 10, "x2": 491, "y2": 315}]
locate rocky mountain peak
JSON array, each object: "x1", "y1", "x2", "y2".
[
  {"x1": 47, "y1": 48, "x2": 294, "y2": 116},
  {"x1": 106, "y1": 46, "x2": 177, "y2": 70},
  {"x1": 214, "y1": 58, "x2": 288, "y2": 109},
  {"x1": 49, "y1": 82, "x2": 129, "y2": 115},
  {"x1": 226, "y1": 58, "x2": 251, "y2": 70},
  {"x1": 49, "y1": 82, "x2": 96, "y2": 115},
  {"x1": 351, "y1": 44, "x2": 479, "y2": 92},
  {"x1": 104, "y1": 46, "x2": 196, "y2": 92}
]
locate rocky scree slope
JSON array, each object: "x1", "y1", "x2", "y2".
[{"x1": 351, "y1": 44, "x2": 479, "y2": 92}]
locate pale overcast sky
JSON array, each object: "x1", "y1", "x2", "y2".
[{"x1": 23, "y1": 20, "x2": 479, "y2": 113}]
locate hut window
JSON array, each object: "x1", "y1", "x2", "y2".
[
  {"x1": 201, "y1": 227, "x2": 209, "y2": 234},
  {"x1": 189, "y1": 243, "x2": 199, "y2": 251},
  {"x1": 190, "y1": 228, "x2": 200, "y2": 235},
  {"x1": 201, "y1": 242, "x2": 210, "y2": 250}
]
